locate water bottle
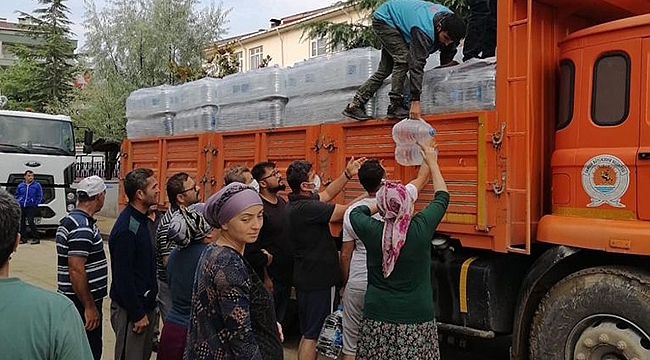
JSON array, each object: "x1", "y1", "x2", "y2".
[
  {"x1": 392, "y1": 119, "x2": 436, "y2": 166},
  {"x1": 316, "y1": 305, "x2": 343, "y2": 359}
]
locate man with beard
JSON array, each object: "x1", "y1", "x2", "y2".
[
  {"x1": 249, "y1": 161, "x2": 293, "y2": 323},
  {"x1": 155, "y1": 173, "x2": 202, "y2": 328},
  {"x1": 109, "y1": 168, "x2": 160, "y2": 360}
]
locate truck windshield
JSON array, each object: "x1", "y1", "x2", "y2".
[{"x1": 0, "y1": 114, "x2": 75, "y2": 155}]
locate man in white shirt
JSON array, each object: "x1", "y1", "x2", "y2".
[{"x1": 340, "y1": 159, "x2": 429, "y2": 359}]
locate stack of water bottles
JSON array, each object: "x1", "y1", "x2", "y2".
[
  {"x1": 392, "y1": 119, "x2": 437, "y2": 166},
  {"x1": 316, "y1": 305, "x2": 343, "y2": 359}
]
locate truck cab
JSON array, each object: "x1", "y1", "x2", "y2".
[{"x1": 0, "y1": 110, "x2": 78, "y2": 229}]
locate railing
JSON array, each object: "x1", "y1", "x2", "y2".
[{"x1": 75, "y1": 155, "x2": 120, "y2": 180}]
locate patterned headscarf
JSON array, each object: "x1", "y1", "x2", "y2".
[
  {"x1": 377, "y1": 180, "x2": 415, "y2": 278},
  {"x1": 203, "y1": 182, "x2": 263, "y2": 228},
  {"x1": 167, "y1": 204, "x2": 212, "y2": 249}
]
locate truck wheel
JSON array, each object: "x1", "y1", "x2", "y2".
[{"x1": 529, "y1": 266, "x2": 650, "y2": 360}]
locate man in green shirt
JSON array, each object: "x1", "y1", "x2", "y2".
[{"x1": 0, "y1": 188, "x2": 93, "y2": 360}]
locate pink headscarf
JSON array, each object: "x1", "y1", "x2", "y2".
[{"x1": 376, "y1": 180, "x2": 415, "y2": 278}]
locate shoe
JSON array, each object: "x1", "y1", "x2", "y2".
[
  {"x1": 387, "y1": 102, "x2": 409, "y2": 120},
  {"x1": 30, "y1": 239, "x2": 40, "y2": 245},
  {"x1": 342, "y1": 103, "x2": 372, "y2": 121},
  {"x1": 20, "y1": 238, "x2": 28, "y2": 244}
]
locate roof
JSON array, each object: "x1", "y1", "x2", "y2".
[
  {"x1": 0, "y1": 110, "x2": 72, "y2": 122},
  {"x1": 0, "y1": 20, "x2": 20, "y2": 31}
]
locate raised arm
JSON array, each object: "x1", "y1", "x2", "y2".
[{"x1": 319, "y1": 157, "x2": 367, "y2": 203}]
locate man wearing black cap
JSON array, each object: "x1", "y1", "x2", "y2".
[{"x1": 56, "y1": 175, "x2": 108, "y2": 360}]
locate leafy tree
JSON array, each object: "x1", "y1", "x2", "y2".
[
  {"x1": 204, "y1": 42, "x2": 243, "y2": 78},
  {"x1": 14, "y1": 0, "x2": 78, "y2": 110},
  {"x1": 303, "y1": 0, "x2": 468, "y2": 50},
  {"x1": 0, "y1": 57, "x2": 41, "y2": 111},
  {"x1": 80, "y1": 0, "x2": 230, "y2": 141}
]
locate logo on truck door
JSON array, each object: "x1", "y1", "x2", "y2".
[{"x1": 581, "y1": 154, "x2": 630, "y2": 208}]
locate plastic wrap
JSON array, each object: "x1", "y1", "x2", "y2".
[
  {"x1": 176, "y1": 78, "x2": 220, "y2": 111},
  {"x1": 375, "y1": 56, "x2": 495, "y2": 117},
  {"x1": 283, "y1": 47, "x2": 380, "y2": 124},
  {"x1": 219, "y1": 66, "x2": 287, "y2": 103},
  {"x1": 218, "y1": 98, "x2": 288, "y2": 131},
  {"x1": 126, "y1": 85, "x2": 179, "y2": 118},
  {"x1": 126, "y1": 114, "x2": 174, "y2": 139},
  {"x1": 285, "y1": 47, "x2": 380, "y2": 97},
  {"x1": 173, "y1": 106, "x2": 219, "y2": 134}
]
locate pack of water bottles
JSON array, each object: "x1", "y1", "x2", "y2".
[
  {"x1": 316, "y1": 305, "x2": 344, "y2": 359},
  {"x1": 284, "y1": 47, "x2": 380, "y2": 126},
  {"x1": 392, "y1": 119, "x2": 437, "y2": 166},
  {"x1": 217, "y1": 65, "x2": 288, "y2": 131}
]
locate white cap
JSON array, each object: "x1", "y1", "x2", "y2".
[{"x1": 76, "y1": 176, "x2": 107, "y2": 197}]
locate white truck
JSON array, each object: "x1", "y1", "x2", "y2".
[{"x1": 0, "y1": 109, "x2": 78, "y2": 229}]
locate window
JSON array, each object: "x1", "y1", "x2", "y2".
[
  {"x1": 234, "y1": 51, "x2": 243, "y2": 72},
  {"x1": 250, "y1": 46, "x2": 263, "y2": 70},
  {"x1": 310, "y1": 37, "x2": 328, "y2": 58},
  {"x1": 556, "y1": 60, "x2": 575, "y2": 130},
  {"x1": 591, "y1": 52, "x2": 630, "y2": 126}
]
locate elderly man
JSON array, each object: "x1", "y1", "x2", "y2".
[{"x1": 56, "y1": 175, "x2": 109, "y2": 360}]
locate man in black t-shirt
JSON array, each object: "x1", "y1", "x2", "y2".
[
  {"x1": 247, "y1": 161, "x2": 293, "y2": 323},
  {"x1": 285, "y1": 158, "x2": 366, "y2": 360}
]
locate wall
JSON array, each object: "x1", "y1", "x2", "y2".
[{"x1": 231, "y1": 7, "x2": 369, "y2": 71}]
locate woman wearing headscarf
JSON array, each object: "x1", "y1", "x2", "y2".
[
  {"x1": 185, "y1": 183, "x2": 284, "y2": 360},
  {"x1": 157, "y1": 203, "x2": 213, "y2": 360},
  {"x1": 349, "y1": 140, "x2": 449, "y2": 360}
]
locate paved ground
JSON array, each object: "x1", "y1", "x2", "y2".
[{"x1": 11, "y1": 218, "x2": 508, "y2": 360}]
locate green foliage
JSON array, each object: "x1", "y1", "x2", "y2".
[
  {"x1": 18, "y1": 0, "x2": 77, "y2": 107},
  {"x1": 0, "y1": 0, "x2": 77, "y2": 112},
  {"x1": 205, "y1": 42, "x2": 243, "y2": 78},
  {"x1": 303, "y1": 0, "x2": 468, "y2": 51},
  {"x1": 79, "y1": 0, "x2": 230, "y2": 141},
  {"x1": 0, "y1": 57, "x2": 41, "y2": 111}
]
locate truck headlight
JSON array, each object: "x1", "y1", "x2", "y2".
[
  {"x1": 66, "y1": 192, "x2": 76, "y2": 201},
  {"x1": 66, "y1": 204, "x2": 75, "y2": 211}
]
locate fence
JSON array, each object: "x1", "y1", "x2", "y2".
[{"x1": 75, "y1": 155, "x2": 120, "y2": 180}]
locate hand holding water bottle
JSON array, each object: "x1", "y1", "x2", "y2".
[{"x1": 417, "y1": 138, "x2": 439, "y2": 168}]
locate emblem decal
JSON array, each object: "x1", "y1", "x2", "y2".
[{"x1": 581, "y1": 154, "x2": 629, "y2": 208}]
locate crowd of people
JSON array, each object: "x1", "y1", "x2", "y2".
[
  {"x1": 0, "y1": 137, "x2": 448, "y2": 360},
  {"x1": 0, "y1": 0, "x2": 501, "y2": 357}
]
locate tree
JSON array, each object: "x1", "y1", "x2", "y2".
[
  {"x1": 80, "y1": 0, "x2": 230, "y2": 140},
  {"x1": 303, "y1": 0, "x2": 468, "y2": 51},
  {"x1": 14, "y1": 0, "x2": 78, "y2": 110},
  {"x1": 0, "y1": 58, "x2": 41, "y2": 111}
]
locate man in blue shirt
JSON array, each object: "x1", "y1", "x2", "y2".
[
  {"x1": 14, "y1": 170, "x2": 43, "y2": 244},
  {"x1": 342, "y1": 0, "x2": 466, "y2": 121}
]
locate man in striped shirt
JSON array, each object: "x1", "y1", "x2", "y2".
[{"x1": 56, "y1": 175, "x2": 108, "y2": 360}]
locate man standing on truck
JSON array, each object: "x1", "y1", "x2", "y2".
[
  {"x1": 285, "y1": 157, "x2": 366, "y2": 360},
  {"x1": 463, "y1": 0, "x2": 498, "y2": 61},
  {"x1": 14, "y1": 170, "x2": 43, "y2": 244},
  {"x1": 342, "y1": 0, "x2": 466, "y2": 121}
]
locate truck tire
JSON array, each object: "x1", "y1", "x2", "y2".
[{"x1": 529, "y1": 266, "x2": 650, "y2": 360}]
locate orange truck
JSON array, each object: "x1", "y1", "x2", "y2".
[{"x1": 119, "y1": 0, "x2": 650, "y2": 358}]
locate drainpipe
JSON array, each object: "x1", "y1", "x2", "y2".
[{"x1": 274, "y1": 27, "x2": 284, "y2": 67}]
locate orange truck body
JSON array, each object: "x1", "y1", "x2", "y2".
[{"x1": 120, "y1": 0, "x2": 650, "y2": 357}]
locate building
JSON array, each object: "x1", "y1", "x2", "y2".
[
  {"x1": 212, "y1": 4, "x2": 370, "y2": 72},
  {"x1": 0, "y1": 17, "x2": 38, "y2": 68}
]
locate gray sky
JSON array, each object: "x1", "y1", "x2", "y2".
[{"x1": 0, "y1": 0, "x2": 335, "y2": 49}]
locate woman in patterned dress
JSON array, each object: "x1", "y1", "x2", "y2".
[
  {"x1": 349, "y1": 140, "x2": 449, "y2": 360},
  {"x1": 185, "y1": 182, "x2": 284, "y2": 360}
]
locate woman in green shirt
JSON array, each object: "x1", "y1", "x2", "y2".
[{"x1": 349, "y1": 140, "x2": 448, "y2": 360}]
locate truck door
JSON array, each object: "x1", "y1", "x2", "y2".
[
  {"x1": 639, "y1": 39, "x2": 650, "y2": 220},
  {"x1": 577, "y1": 39, "x2": 641, "y2": 217}
]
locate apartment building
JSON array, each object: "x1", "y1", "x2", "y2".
[
  {"x1": 0, "y1": 17, "x2": 38, "y2": 68},
  {"x1": 215, "y1": 4, "x2": 370, "y2": 72}
]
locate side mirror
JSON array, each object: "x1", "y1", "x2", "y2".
[{"x1": 83, "y1": 130, "x2": 93, "y2": 154}]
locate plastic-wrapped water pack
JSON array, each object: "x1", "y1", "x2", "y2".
[
  {"x1": 216, "y1": 66, "x2": 288, "y2": 131},
  {"x1": 284, "y1": 47, "x2": 380, "y2": 126},
  {"x1": 126, "y1": 85, "x2": 179, "y2": 119},
  {"x1": 125, "y1": 114, "x2": 174, "y2": 139}
]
